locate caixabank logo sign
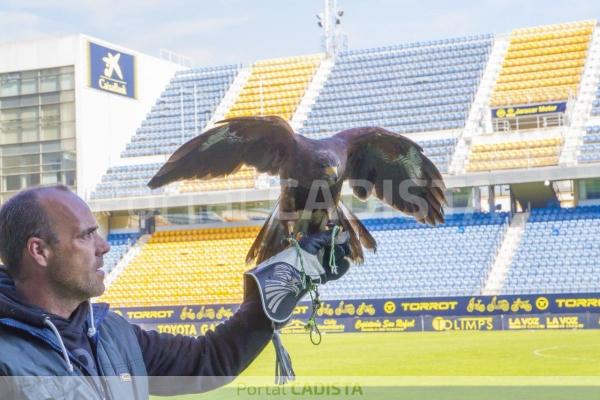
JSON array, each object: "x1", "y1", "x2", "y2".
[{"x1": 88, "y1": 42, "x2": 136, "y2": 98}]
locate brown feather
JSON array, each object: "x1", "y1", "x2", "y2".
[
  {"x1": 148, "y1": 116, "x2": 296, "y2": 189},
  {"x1": 337, "y1": 201, "x2": 377, "y2": 252},
  {"x1": 332, "y1": 126, "x2": 447, "y2": 225}
]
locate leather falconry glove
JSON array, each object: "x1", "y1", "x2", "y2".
[
  {"x1": 244, "y1": 228, "x2": 351, "y2": 325},
  {"x1": 243, "y1": 227, "x2": 352, "y2": 384}
]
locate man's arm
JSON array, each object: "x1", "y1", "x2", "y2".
[{"x1": 133, "y1": 281, "x2": 273, "y2": 395}]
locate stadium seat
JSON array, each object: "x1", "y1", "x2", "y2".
[
  {"x1": 298, "y1": 34, "x2": 493, "y2": 173},
  {"x1": 490, "y1": 21, "x2": 594, "y2": 107},
  {"x1": 101, "y1": 213, "x2": 510, "y2": 306},
  {"x1": 102, "y1": 232, "x2": 140, "y2": 274},
  {"x1": 466, "y1": 137, "x2": 563, "y2": 172},
  {"x1": 318, "y1": 212, "x2": 509, "y2": 300},
  {"x1": 226, "y1": 54, "x2": 323, "y2": 121},
  {"x1": 503, "y1": 206, "x2": 600, "y2": 294},
  {"x1": 579, "y1": 125, "x2": 600, "y2": 163},
  {"x1": 98, "y1": 226, "x2": 261, "y2": 307}
]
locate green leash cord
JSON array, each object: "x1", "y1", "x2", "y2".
[{"x1": 290, "y1": 225, "x2": 341, "y2": 346}]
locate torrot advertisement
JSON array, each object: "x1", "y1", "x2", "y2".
[
  {"x1": 112, "y1": 293, "x2": 600, "y2": 334},
  {"x1": 88, "y1": 41, "x2": 136, "y2": 98}
]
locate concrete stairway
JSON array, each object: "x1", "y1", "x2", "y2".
[
  {"x1": 206, "y1": 66, "x2": 252, "y2": 129},
  {"x1": 449, "y1": 35, "x2": 509, "y2": 175},
  {"x1": 290, "y1": 56, "x2": 334, "y2": 131},
  {"x1": 482, "y1": 212, "x2": 529, "y2": 295},
  {"x1": 559, "y1": 27, "x2": 600, "y2": 166}
]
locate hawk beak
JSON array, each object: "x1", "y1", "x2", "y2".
[{"x1": 325, "y1": 166, "x2": 338, "y2": 182}]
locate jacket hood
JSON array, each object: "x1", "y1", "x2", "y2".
[
  {"x1": 0, "y1": 266, "x2": 49, "y2": 327},
  {"x1": 0, "y1": 266, "x2": 109, "y2": 328}
]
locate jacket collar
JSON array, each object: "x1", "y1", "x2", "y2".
[{"x1": 0, "y1": 266, "x2": 110, "y2": 331}]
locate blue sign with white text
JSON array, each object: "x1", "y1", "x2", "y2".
[{"x1": 89, "y1": 42, "x2": 136, "y2": 98}]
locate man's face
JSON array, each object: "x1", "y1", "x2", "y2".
[{"x1": 40, "y1": 190, "x2": 111, "y2": 301}]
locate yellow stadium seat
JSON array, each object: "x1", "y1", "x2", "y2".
[
  {"x1": 99, "y1": 226, "x2": 263, "y2": 307},
  {"x1": 225, "y1": 54, "x2": 323, "y2": 121},
  {"x1": 466, "y1": 137, "x2": 564, "y2": 172},
  {"x1": 491, "y1": 21, "x2": 595, "y2": 109}
]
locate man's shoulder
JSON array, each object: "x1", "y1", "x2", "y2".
[
  {"x1": 99, "y1": 308, "x2": 136, "y2": 333},
  {"x1": 0, "y1": 320, "x2": 32, "y2": 342},
  {"x1": 92, "y1": 303, "x2": 130, "y2": 327},
  {"x1": 0, "y1": 322, "x2": 53, "y2": 369}
]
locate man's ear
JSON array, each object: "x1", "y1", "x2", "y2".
[{"x1": 26, "y1": 237, "x2": 52, "y2": 268}]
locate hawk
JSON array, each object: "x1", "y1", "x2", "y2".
[{"x1": 148, "y1": 116, "x2": 446, "y2": 264}]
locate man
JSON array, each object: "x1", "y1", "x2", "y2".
[{"x1": 0, "y1": 185, "x2": 350, "y2": 399}]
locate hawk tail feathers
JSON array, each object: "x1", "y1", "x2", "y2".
[
  {"x1": 246, "y1": 201, "x2": 288, "y2": 265},
  {"x1": 336, "y1": 201, "x2": 377, "y2": 265}
]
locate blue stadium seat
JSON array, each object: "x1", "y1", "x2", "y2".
[
  {"x1": 298, "y1": 35, "x2": 492, "y2": 174},
  {"x1": 92, "y1": 65, "x2": 241, "y2": 199},
  {"x1": 103, "y1": 232, "x2": 140, "y2": 274},
  {"x1": 318, "y1": 211, "x2": 508, "y2": 300},
  {"x1": 579, "y1": 125, "x2": 600, "y2": 164},
  {"x1": 503, "y1": 206, "x2": 600, "y2": 294}
]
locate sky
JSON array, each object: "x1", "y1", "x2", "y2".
[{"x1": 1, "y1": 0, "x2": 600, "y2": 67}]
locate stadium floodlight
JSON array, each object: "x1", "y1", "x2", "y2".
[
  {"x1": 316, "y1": 13, "x2": 324, "y2": 27},
  {"x1": 336, "y1": 10, "x2": 343, "y2": 25},
  {"x1": 318, "y1": 0, "x2": 345, "y2": 57}
]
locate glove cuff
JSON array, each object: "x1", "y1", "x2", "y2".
[{"x1": 245, "y1": 247, "x2": 325, "y2": 324}]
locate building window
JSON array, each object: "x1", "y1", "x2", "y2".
[
  {"x1": 0, "y1": 66, "x2": 76, "y2": 200},
  {"x1": 4, "y1": 175, "x2": 22, "y2": 191}
]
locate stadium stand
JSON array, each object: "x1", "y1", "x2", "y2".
[
  {"x1": 319, "y1": 212, "x2": 509, "y2": 299},
  {"x1": 578, "y1": 125, "x2": 600, "y2": 163},
  {"x1": 299, "y1": 34, "x2": 493, "y2": 139},
  {"x1": 99, "y1": 226, "x2": 260, "y2": 307},
  {"x1": 92, "y1": 66, "x2": 241, "y2": 199},
  {"x1": 490, "y1": 21, "x2": 594, "y2": 107},
  {"x1": 93, "y1": 56, "x2": 326, "y2": 199},
  {"x1": 91, "y1": 163, "x2": 163, "y2": 199},
  {"x1": 226, "y1": 54, "x2": 323, "y2": 121},
  {"x1": 101, "y1": 213, "x2": 509, "y2": 307},
  {"x1": 123, "y1": 65, "x2": 240, "y2": 157},
  {"x1": 102, "y1": 232, "x2": 140, "y2": 274},
  {"x1": 593, "y1": 78, "x2": 600, "y2": 116},
  {"x1": 296, "y1": 35, "x2": 492, "y2": 175},
  {"x1": 193, "y1": 54, "x2": 324, "y2": 192},
  {"x1": 466, "y1": 137, "x2": 563, "y2": 172},
  {"x1": 503, "y1": 206, "x2": 600, "y2": 294}
]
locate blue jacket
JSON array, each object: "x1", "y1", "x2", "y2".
[{"x1": 0, "y1": 268, "x2": 273, "y2": 399}]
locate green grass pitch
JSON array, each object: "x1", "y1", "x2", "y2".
[{"x1": 153, "y1": 330, "x2": 600, "y2": 400}]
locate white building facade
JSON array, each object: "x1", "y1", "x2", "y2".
[{"x1": 0, "y1": 34, "x2": 185, "y2": 202}]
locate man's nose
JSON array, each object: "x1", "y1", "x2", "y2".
[{"x1": 97, "y1": 235, "x2": 111, "y2": 255}]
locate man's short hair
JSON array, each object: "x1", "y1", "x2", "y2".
[{"x1": 0, "y1": 185, "x2": 69, "y2": 277}]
